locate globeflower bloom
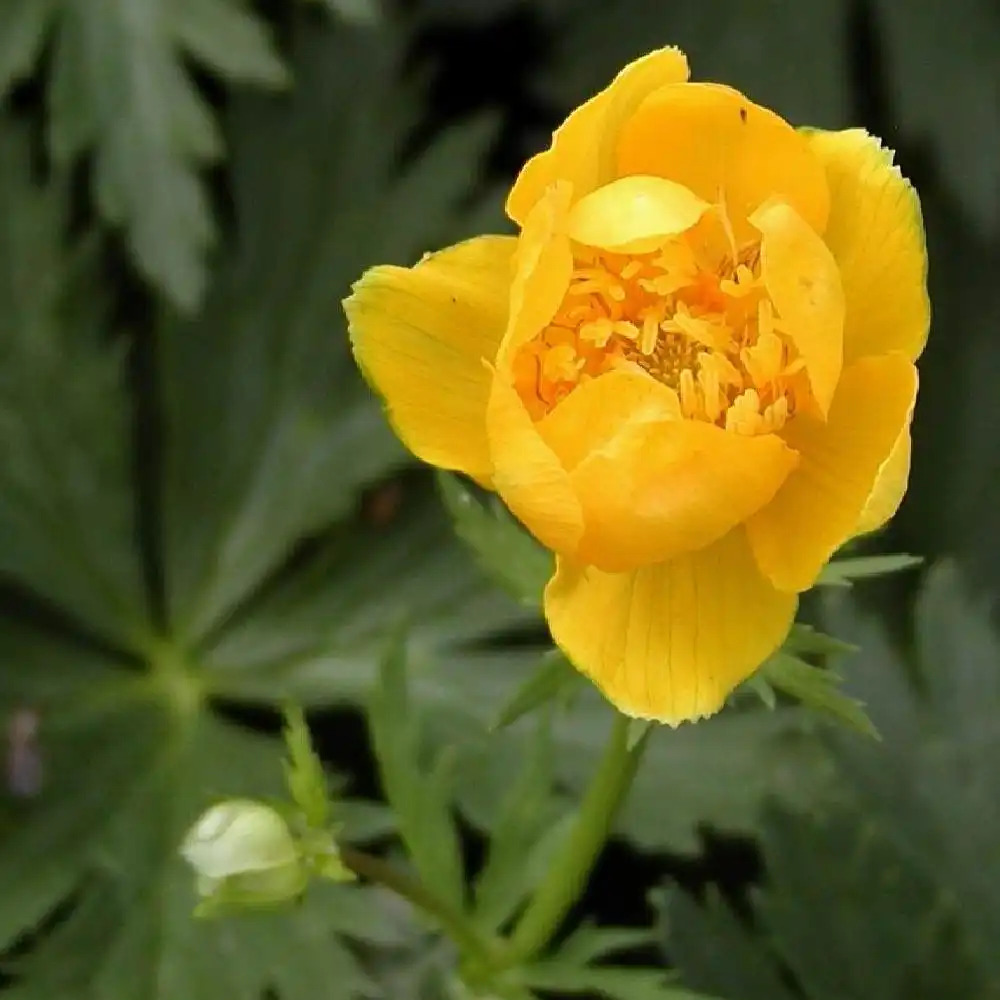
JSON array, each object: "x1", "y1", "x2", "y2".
[{"x1": 345, "y1": 48, "x2": 928, "y2": 724}]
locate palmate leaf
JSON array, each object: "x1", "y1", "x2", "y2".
[
  {"x1": 667, "y1": 800, "x2": 990, "y2": 1000},
  {"x1": 0, "y1": 623, "x2": 397, "y2": 1000},
  {"x1": 0, "y1": 0, "x2": 289, "y2": 310},
  {"x1": 196, "y1": 477, "x2": 540, "y2": 706},
  {"x1": 823, "y1": 562, "x2": 1000, "y2": 984},
  {"x1": 160, "y1": 20, "x2": 500, "y2": 645},
  {"x1": 536, "y1": 0, "x2": 850, "y2": 130},
  {"x1": 0, "y1": 17, "x2": 535, "y2": 996},
  {"x1": 0, "y1": 118, "x2": 146, "y2": 645},
  {"x1": 664, "y1": 888, "x2": 794, "y2": 1000},
  {"x1": 667, "y1": 561, "x2": 1000, "y2": 998}
]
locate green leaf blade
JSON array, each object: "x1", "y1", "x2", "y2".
[
  {"x1": 171, "y1": 0, "x2": 288, "y2": 87},
  {"x1": 438, "y1": 472, "x2": 552, "y2": 609},
  {"x1": 0, "y1": 646, "x2": 393, "y2": 999},
  {"x1": 664, "y1": 887, "x2": 803, "y2": 1000},
  {"x1": 492, "y1": 651, "x2": 579, "y2": 732},
  {"x1": 816, "y1": 553, "x2": 923, "y2": 587},
  {"x1": 282, "y1": 705, "x2": 331, "y2": 831},
  {"x1": 160, "y1": 21, "x2": 498, "y2": 641},
  {"x1": 367, "y1": 635, "x2": 466, "y2": 911},
  {"x1": 0, "y1": 118, "x2": 148, "y2": 644},
  {"x1": 473, "y1": 712, "x2": 570, "y2": 932},
  {"x1": 46, "y1": 0, "x2": 225, "y2": 309},
  {"x1": 673, "y1": 561, "x2": 1000, "y2": 1000},
  {"x1": 760, "y1": 653, "x2": 879, "y2": 739}
]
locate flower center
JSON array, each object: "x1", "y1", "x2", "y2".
[{"x1": 512, "y1": 229, "x2": 810, "y2": 435}]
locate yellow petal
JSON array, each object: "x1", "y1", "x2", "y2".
[
  {"x1": 486, "y1": 371, "x2": 584, "y2": 555},
  {"x1": 747, "y1": 354, "x2": 918, "y2": 591},
  {"x1": 544, "y1": 529, "x2": 797, "y2": 724},
  {"x1": 616, "y1": 83, "x2": 830, "y2": 240},
  {"x1": 806, "y1": 128, "x2": 929, "y2": 365},
  {"x1": 750, "y1": 199, "x2": 844, "y2": 417},
  {"x1": 498, "y1": 181, "x2": 573, "y2": 366},
  {"x1": 506, "y1": 47, "x2": 690, "y2": 225},
  {"x1": 345, "y1": 236, "x2": 516, "y2": 485},
  {"x1": 571, "y1": 419, "x2": 799, "y2": 573},
  {"x1": 567, "y1": 175, "x2": 712, "y2": 253},
  {"x1": 856, "y1": 425, "x2": 912, "y2": 535},
  {"x1": 538, "y1": 368, "x2": 681, "y2": 470},
  {"x1": 535, "y1": 370, "x2": 798, "y2": 572}
]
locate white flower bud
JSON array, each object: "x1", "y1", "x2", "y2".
[{"x1": 180, "y1": 799, "x2": 306, "y2": 911}]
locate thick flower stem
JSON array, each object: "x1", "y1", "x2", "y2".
[
  {"x1": 339, "y1": 846, "x2": 501, "y2": 967},
  {"x1": 505, "y1": 712, "x2": 650, "y2": 963}
]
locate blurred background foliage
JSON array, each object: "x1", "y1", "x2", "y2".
[{"x1": 0, "y1": 0, "x2": 998, "y2": 997}]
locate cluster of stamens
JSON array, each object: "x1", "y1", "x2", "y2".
[{"x1": 512, "y1": 232, "x2": 808, "y2": 436}]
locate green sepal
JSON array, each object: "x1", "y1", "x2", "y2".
[
  {"x1": 437, "y1": 471, "x2": 552, "y2": 608},
  {"x1": 746, "y1": 674, "x2": 778, "y2": 710},
  {"x1": 783, "y1": 623, "x2": 859, "y2": 658},
  {"x1": 282, "y1": 703, "x2": 332, "y2": 831},
  {"x1": 760, "y1": 653, "x2": 879, "y2": 739},
  {"x1": 816, "y1": 553, "x2": 923, "y2": 588},
  {"x1": 491, "y1": 650, "x2": 581, "y2": 732}
]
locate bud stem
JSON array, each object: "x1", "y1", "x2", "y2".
[
  {"x1": 505, "y1": 711, "x2": 650, "y2": 963},
  {"x1": 339, "y1": 846, "x2": 501, "y2": 965}
]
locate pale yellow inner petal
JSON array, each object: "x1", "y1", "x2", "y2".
[
  {"x1": 567, "y1": 175, "x2": 712, "y2": 253},
  {"x1": 750, "y1": 199, "x2": 844, "y2": 417},
  {"x1": 616, "y1": 83, "x2": 830, "y2": 240},
  {"x1": 506, "y1": 46, "x2": 691, "y2": 224}
]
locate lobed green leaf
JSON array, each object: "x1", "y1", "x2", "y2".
[
  {"x1": 367, "y1": 634, "x2": 467, "y2": 911},
  {"x1": 438, "y1": 472, "x2": 552, "y2": 610}
]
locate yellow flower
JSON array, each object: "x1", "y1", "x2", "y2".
[{"x1": 344, "y1": 48, "x2": 928, "y2": 724}]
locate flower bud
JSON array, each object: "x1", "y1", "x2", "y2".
[{"x1": 180, "y1": 799, "x2": 307, "y2": 912}]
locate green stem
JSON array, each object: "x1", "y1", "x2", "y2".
[
  {"x1": 506, "y1": 713, "x2": 650, "y2": 963},
  {"x1": 339, "y1": 846, "x2": 500, "y2": 966}
]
